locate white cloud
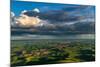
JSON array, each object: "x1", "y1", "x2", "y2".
[
  {"x1": 11, "y1": 12, "x2": 15, "y2": 17},
  {"x1": 15, "y1": 14, "x2": 42, "y2": 27},
  {"x1": 21, "y1": 10, "x2": 27, "y2": 14},
  {"x1": 33, "y1": 8, "x2": 40, "y2": 13}
]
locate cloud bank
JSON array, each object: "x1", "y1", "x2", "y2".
[{"x1": 11, "y1": 5, "x2": 95, "y2": 35}]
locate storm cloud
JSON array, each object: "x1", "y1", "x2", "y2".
[{"x1": 11, "y1": 4, "x2": 95, "y2": 35}]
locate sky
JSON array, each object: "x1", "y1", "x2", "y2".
[
  {"x1": 11, "y1": 0, "x2": 95, "y2": 36},
  {"x1": 11, "y1": 0, "x2": 95, "y2": 16}
]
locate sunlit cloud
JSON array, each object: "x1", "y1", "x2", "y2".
[{"x1": 16, "y1": 14, "x2": 41, "y2": 27}]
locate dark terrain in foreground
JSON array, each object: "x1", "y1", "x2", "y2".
[{"x1": 11, "y1": 39, "x2": 95, "y2": 66}]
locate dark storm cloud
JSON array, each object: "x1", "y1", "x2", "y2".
[{"x1": 22, "y1": 5, "x2": 94, "y2": 23}]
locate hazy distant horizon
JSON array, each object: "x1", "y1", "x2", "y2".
[{"x1": 11, "y1": 34, "x2": 95, "y2": 40}]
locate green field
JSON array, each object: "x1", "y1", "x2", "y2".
[{"x1": 11, "y1": 39, "x2": 95, "y2": 66}]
